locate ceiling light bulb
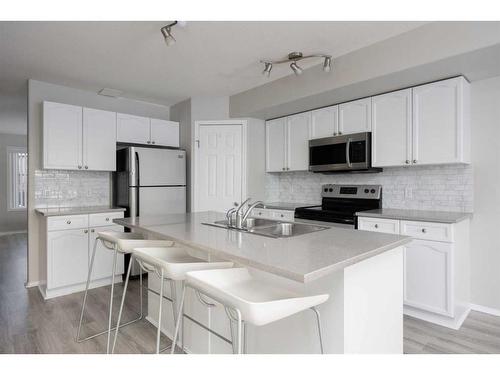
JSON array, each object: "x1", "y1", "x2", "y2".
[
  {"x1": 323, "y1": 56, "x2": 332, "y2": 72},
  {"x1": 290, "y1": 62, "x2": 303, "y2": 75},
  {"x1": 161, "y1": 27, "x2": 176, "y2": 46},
  {"x1": 262, "y1": 63, "x2": 273, "y2": 77}
]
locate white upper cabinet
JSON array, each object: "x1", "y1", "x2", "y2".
[
  {"x1": 338, "y1": 97, "x2": 372, "y2": 135},
  {"x1": 310, "y1": 105, "x2": 338, "y2": 139},
  {"x1": 412, "y1": 77, "x2": 470, "y2": 165},
  {"x1": 116, "y1": 113, "x2": 151, "y2": 144},
  {"x1": 371, "y1": 89, "x2": 412, "y2": 167},
  {"x1": 43, "y1": 102, "x2": 83, "y2": 170},
  {"x1": 287, "y1": 112, "x2": 310, "y2": 171},
  {"x1": 82, "y1": 108, "x2": 116, "y2": 171},
  {"x1": 150, "y1": 119, "x2": 180, "y2": 147},
  {"x1": 265, "y1": 118, "x2": 287, "y2": 172}
]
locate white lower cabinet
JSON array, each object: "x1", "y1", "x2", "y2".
[
  {"x1": 358, "y1": 216, "x2": 470, "y2": 329},
  {"x1": 40, "y1": 212, "x2": 125, "y2": 299},
  {"x1": 403, "y1": 240, "x2": 452, "y2": 316}
]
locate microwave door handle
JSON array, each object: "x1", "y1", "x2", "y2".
[{"x1": 346, "y1": 138, "x2": 352, "y2": 168}]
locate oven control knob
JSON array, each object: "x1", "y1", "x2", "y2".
[
  {"x1": 328, "y1": 188, "x2": 333, "y2": 192},
  {"x1": 370, "y1": 189, "x2": 376, "y2": 193},
  {"x1": 324, "y1": 188, "x2": 328, "y2": 192},
  {"x1": 364, "y1": 189, "x2": 369, "y2": 194}
]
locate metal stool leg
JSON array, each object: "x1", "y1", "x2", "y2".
[
  {"x1": 76, "y1": 236, "x2": 99, "y2": 342},
  {"x1": 170, "y1": 282, "x2": 186, "y2": 354},
  {"x1": 106, "y1": 247, "x2": 118, "y2": 354},
  {"x1": 111, "y1": 255, "x2": 133, "y2": 354},
  {"x1": 311, "y1": 307, "x2": 324, "y2": 354},
  {"x1": 156, "y1": 270, "x2": 165, "y2": 354},
  {"x1": 242, "y1": 322, "x2": 248, "y2": 354}
]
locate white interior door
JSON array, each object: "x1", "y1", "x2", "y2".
[{"x1": 196, "y1": 124, "x2": 243, "y2": 213}]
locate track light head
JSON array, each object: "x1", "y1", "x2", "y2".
[
  {"x1": 161, "y1": 26, "x2": 176, "y2": 46},
  {"x1": 290, "y1": 62, "x2": 303, "y2": 75},
  {"x1": 262, "y1": 62, "x2": 273, "y2": 77},
  {"x1": 323, "y1": 56, "x2": 332, "y2": 72}
]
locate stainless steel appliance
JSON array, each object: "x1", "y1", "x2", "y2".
[
  {"x1": 295, "y1": 184, "x2": 382, "y2": 228},
  {"x1": 308, "y1": 132, "x2": 381, "y2": 173},
  {"x1": 113, "y1": 146, "x2": 186, "y2": 275}
]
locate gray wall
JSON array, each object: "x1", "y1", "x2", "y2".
[
  {"x1": 27, "y1": 79, "x2": 170, "y2": 285},
  {"x1": 0, "y1": 133, "x2": 27, "y2": 233}
]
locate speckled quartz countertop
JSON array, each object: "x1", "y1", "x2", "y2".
[
  {"x1": 114, "y1": 211, "x2": 411, "y2": 283},
  {"x1": 355, "y1": 208, "x2": 472, "y2": 224},
  {"x1": 35, "y1": 206, "x2": 126, "y2": 217}
]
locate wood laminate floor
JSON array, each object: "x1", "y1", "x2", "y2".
[{"x1": 1, "y1": 233, "x2": 500, "y2": 354}]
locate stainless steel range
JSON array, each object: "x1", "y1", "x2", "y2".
[{"x1": 295, "y1": 184, "x2": 382, "y2": 228}]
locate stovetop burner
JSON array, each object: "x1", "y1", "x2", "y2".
[{"x1": 295, "y1": 184, "x2": 382, "y2": 226}]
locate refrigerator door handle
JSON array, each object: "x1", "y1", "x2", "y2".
[{"x1": 135, "y1": 152, "x2": 140, "y2": 215}]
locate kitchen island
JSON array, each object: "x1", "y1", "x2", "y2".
[{"x1": 115, "y1": 211, "x2": 411, "y2": 354}]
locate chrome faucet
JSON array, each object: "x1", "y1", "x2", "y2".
[
  {"x1": 234, "y1": 198, "x2": 252, "y2": 229},
  {"x1": 226, "y1": 198, "x2": 263, "y2": 229},
  {"x1": 241, "y1": 200, "x2": 264, "y2": 225}
]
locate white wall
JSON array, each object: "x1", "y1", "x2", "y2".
[
  {"x1": 470, "y1": 75, "x2": 500, "y2": 310},
  {"x1": 27, "y1": 79, "x2": 170, "y2": 285}
]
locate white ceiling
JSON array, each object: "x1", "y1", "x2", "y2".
[{"x1": 0, "y1": 21, "x2": 426, "y2": 106}]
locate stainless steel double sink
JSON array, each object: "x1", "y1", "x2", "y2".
[{"x1": 202, "y1": 217, "x2": 329, "y2": 238}]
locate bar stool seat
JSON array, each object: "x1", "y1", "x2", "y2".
[
  {"x1": 186, "y1": 268, "x2": 328, "y2": 326},
  {"x1": 97, "y1": 231, "x2": 175, "y2": 253},
  {"x1": 171, "y1": 267, "x2": 329, "y2": 354},
  {"x1": 112, "y1": 246, "x2": 234, "y2": 354}
]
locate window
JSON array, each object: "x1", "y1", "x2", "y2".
[{"x1": 8, "y1": 147, "x2": 28, "y2": 210}]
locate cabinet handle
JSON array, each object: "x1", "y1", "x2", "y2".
[
  {"x1": 84, "y1": 165, "x2": 88, "y2": 170},
  {"x1": 421, "y1": 228, "x2": 427, "y2": 233},
  {"x1": 152, "y1": 141, "x2": 156, "y2": 145},
  {"x1": 91, "y1": 229, "x2": 95, "y2": 233},
  {"x1": 413, "y1": 159, "x2": 417, "y2": 164},
  {"x1": 280, "y1": 214, "x2": 284, "y2": 218},
  {"x1": 78, "y1": 165, "x2": 82, "y2": 169},
  {"x1": 84, "y1": 229, "x2": 88, "y2": 234},
  {"x1": 333, "y1": 132, "x2": 337, "y2": 136},
  {"x1": 282, "y1": 167, "x2": 285, "y2": 171},
  {"x1": 147, "y1": 140, "x2": 151, "y2": 144},
  {"x1": 66, "y1": 220, "x2": 71, "y2": 224},
  {"x1": 105, "y1": 217, "x2": 110, "y2": 221},
  {"x1": 374, "y1": 224, "x2": 379, "y2": 228},
  {"x1": 338, "y1": 131, "x2": 342, "y2": 135},
  {"x1": 258, "y1": 212, "x2": 262, "y2": 216},
  {"x1": 405, "y1": 160, "x2": 410, "y2": 164}
]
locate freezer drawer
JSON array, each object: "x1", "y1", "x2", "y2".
[{"x1": 138, "y1": 186, "x2": 186, "y2": 216}]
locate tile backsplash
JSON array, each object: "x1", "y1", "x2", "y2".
[
  {"x1": 34, "y1": 170, "x2": 111, "y2": 208},
  {"x1": 266, "y1": 164, "x2": 473, "y2": 212}
]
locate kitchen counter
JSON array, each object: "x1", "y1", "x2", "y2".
[
  {"x1": 260, "y1": 201, "x2": 314, "y2": 211},
  {"x1": 35, "y1": 206, "x2": 126, "y2": 217},
  {"x1": 114, "y1": 211, "x2": 410, "y2": 283},
  {"x1": 355, "y1": 208, "x2": 472, "y2": 223}
]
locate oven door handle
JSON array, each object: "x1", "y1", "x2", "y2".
[{"x1": 346, "y1": 137, "x2": 352, "y2": 168}]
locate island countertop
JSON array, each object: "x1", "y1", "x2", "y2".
[{"x1": 114, "y1": 211, "x2": 411, "y2": 283}]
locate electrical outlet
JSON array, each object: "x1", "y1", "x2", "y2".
[{"x1": 405, "y1": 186, "x2": 413, "y2": 199}]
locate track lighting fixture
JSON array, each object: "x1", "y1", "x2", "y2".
[
  {"x1": 160, "y1": 21, "x2": 187, "y2": 47},
  {"x1": 260, "y1": 52, "x2": 332, "y2": 77}
]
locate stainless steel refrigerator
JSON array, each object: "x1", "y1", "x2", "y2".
[{"x1": 113, "y1": 146, "x2": 186, "y2": 275}]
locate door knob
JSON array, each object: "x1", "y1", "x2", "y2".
[{"x1": 405, "y1": 160, "x2": 410, "y2": 164}]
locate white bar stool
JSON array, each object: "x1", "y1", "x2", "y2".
[
  {"x1": 76, "y1": 230, "x2": 176, "y2": 353},
  {"x1": 112, "y1": 246, "x2": 233, "y2": 354},
  {"x1": 170, "y1": 268, "x2": 329, "y2": 354}
]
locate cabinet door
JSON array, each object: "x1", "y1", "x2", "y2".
[
  {"x1": 371, "y1": 89, "x2": 412, "y2": 167},
  {"x1": 412, "y1": 77, "x2": 467, "y2": 165},
  {"x1": 404, "y1": 240, "x2": 453, "y2": 317},
  {"x1": 265, "y1": 118, "x2": 287, "y2": 172},
  {"x1": 338, "y1": 98, "x2": 372, "y2": 135},
  {"x1": 47, "y1": 228, "x2": 89, "y2": 289},
  {"x1": 116, "y1": 113, "x2": 151, "y2": 144},
  {"x1": 310, "y1": 106, "x2": 338, "y2": 139},
  {"x1": 150, "y1": 119, "x2": 180, "y2": 147},
  {"x1": 287, "y1": 112, "x2": 310, "y2": 171},
  {"x1": 82, "y1": 108, "x2": 116, "y2": 171},
  {"x1": 89, "y1": 225, "x2": 124, "y2": 280},
  {"x1": 43, "y1": 101, "x2": 83, "y2": 170}
]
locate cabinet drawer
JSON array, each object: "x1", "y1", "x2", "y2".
[
  {"x1": 357, "y1": 217, "x2": 400, "y2": 234},
  {"x1": 47, "y1": 214, "x2": 89, "y2": 231},
  {"x1": 401, "y1": 220, "x2": 453, "y2": 242},
  {"x1": 89, "y1": 211, "x2": 125, "y2": 228}
]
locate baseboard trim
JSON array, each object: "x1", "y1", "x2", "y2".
[
  {"x1": 25, "y1": 281, "x2": 40, "y2": 288},
  {"x1": 0, "y1": 230, "x2": 27, "y2": 236},
  {"x1": 470, "y1": 304, "x2": 500, "y2": 317}
]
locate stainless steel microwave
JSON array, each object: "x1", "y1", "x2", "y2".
[{"x1": 309, "y1": 132, "x2": 379, "y2": 173}]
